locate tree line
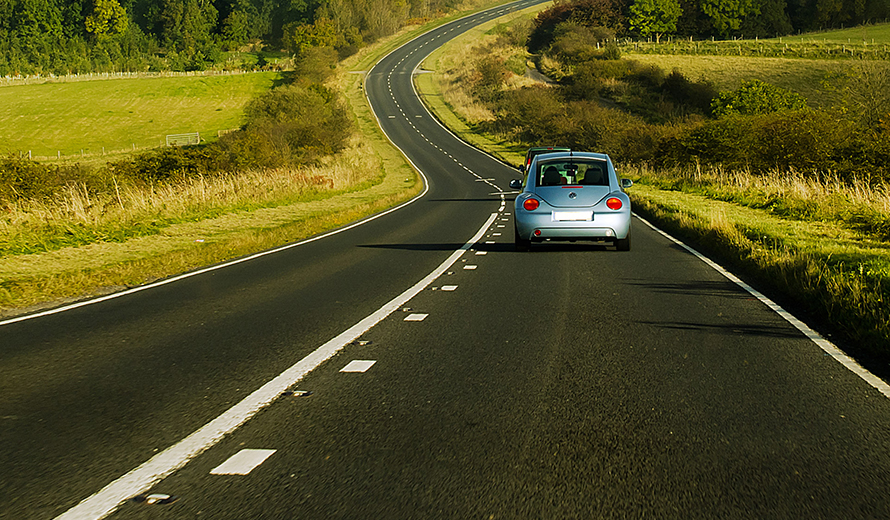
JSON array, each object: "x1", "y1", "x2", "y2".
[
  {"x1": 0, "y1": 0, "x2": 462, "y2": 76},
  {"x1": 530, "y1": 0, "x2": 890, "y2": 49}
]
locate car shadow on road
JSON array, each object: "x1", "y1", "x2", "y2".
[{"x1": 521, "y1": 242, "x2": 615, "y2": 252}]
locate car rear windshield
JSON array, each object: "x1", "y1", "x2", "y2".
[
  {"x1": 536, "y1": 159, "x2": 609, "y2": 187},
  {"x1": 525, "y1": 147, "x2": 570, "y2": 166}
]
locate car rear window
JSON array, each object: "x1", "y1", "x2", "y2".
[
  {"x1": 525, "y1": 147, "x2": 570, "y2": 168},
  {"x1": 537, "y1": 159, "x2": 608, "y2": 187}
]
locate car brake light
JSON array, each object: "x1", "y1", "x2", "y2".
[
  {"x1": 523, "y1": 198, "x2": 540, "y2": 211},
  {"x1": 606, "y1": 197, "x2": 623, "y2": 210}
]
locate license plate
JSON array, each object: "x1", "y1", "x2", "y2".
[{"x1": 552, "y1": 210, "x2": 592, "y2": 222}]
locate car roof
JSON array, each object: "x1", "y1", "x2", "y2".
[
  {"x1": 527, "y1": 146, "x2": 570, "y2": 151},
  {"x1": 533, "y1": 151, "x2": 610, "y2": 162}
]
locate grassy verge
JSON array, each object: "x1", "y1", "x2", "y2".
[
  {"x1": 628, "y1": 179, "x2": 890, "y2": 356},
  {"x1": 417, "y1": 8, "x2": 890, "y2": 361}
]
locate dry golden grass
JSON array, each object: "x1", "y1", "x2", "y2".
[
  {"x1": 623, "y1": 162, "x2": 890, "y2": 232},
  {"x1": 1, "y1": 138, "x2": 383, "y2": 254}
]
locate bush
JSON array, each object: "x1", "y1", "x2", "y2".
[
  {"x1": 711, "y1": 79, "x2": 808, "y2": 117},
  {"x1": 549, "y1": 22, "x2": 615, "y2": 64},
  {"x1": 565, "y1": 59, "x2": 633, "y2": 99},
  {"x1": 113, "y1": 146, "x2": 221, "y2": 184},
  {"x1": 0, "y1": 156, "x2": 97, "y2": 201},
  {"x1": 472, "y1": 55, "x2": 510, "y2": 101},
  {"x1": 661, "y1": 69, "x2": 717, "y2": 114},
  {"x1": 241, "y1": 83, "x2": 352, "y2": 164},
  {"x1": 669, "y1": 110, "x2": 852, "y2": 173},
  {"x1": 490, "y1": 85, "x2": 566, "y2": 143}
]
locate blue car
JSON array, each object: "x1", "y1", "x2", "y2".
[{"x1": 509, "y1": 151, "x2": 633, "y2": 251}]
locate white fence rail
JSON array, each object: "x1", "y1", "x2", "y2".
[{"x1": 166, "y1": 132, "x2": 201, "y2": 147}]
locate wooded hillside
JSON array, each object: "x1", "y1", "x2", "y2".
[
  {"x1": 0, "y1": 0, "x2": 464, "y2": 75},
  {"x1": 5, "y1": 0, "x2": 889, "y2": 77}
]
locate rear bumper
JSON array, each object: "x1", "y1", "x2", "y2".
[{"x1": 515, "y1": 212, "x2": 631, "y2": 241}]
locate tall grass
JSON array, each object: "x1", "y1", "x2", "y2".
[
  {"x1": 0, "y1": 138, "x2": 383, "y2": 256},
  {"x1": 626, "y1": 163, "x2": 890, "y2": 240}
]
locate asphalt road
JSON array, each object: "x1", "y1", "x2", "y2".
[{"x1": 2, "y1": 2, "x2": 890, "y2": 518}]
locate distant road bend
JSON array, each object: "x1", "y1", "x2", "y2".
[{"x1": 1, "y1": 1, "x2": 889, "y2": 518}]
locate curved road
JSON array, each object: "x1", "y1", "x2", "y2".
[{"x1": 2, "y1": 2, "x2": 890, "y2": 518}]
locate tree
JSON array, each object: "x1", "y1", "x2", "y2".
[
  {"x1": 699, "y1": 0, "x2": 760, "y2": 35},
  {"x1": 281, "y1": 17, "x2": 338, "y2": 55},
  {"x1": 221, "y1": 9, "x2": 250, "y2": 48},
  {"x1": 629, "y1": 0, "x2": 682, "y2": 43},
  {"x1": 85, "y1": 0, "x2": 128, "y2": 39}
]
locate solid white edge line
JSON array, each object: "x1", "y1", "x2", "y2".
[
  {"x1": 633, "y1": 212, "x2": 890, "y2": 399},
  {"x1": 54, "y1": 212, "x2": 499, "y2": 520}
]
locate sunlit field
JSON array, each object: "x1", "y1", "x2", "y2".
[{"x1": 0, "y1": 72, "x2": 280, "y2": 159}]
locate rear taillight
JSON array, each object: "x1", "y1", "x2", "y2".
[
  {"x1": 523, "y1": 198, "x2": 540, "y2": 211},
  {"x1": 606, "y1": 197, "x2": 623, "y2": 210}
]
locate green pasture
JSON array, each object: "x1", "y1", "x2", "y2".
[
  {"x1": 768, "y1": 21, "x2": 890, "y2": 44},
  {"x1": 0, "y1": 72, "x2": 280, "y2": 159},
  {"x1": 626, "y1": 54, "x2": 890, "y2": 106}
]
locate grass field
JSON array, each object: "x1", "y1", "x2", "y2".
[
  {"x1": 625, "y1": 54, "x2": 880, "y2": 105},
  {"x1": 767, "y1": 21, "x2": 890, "y2": 44},
  {"x1": 0, "y1": 72, "x2": 280, "y2": 159}
]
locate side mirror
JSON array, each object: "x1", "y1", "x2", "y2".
[
  {"x1": 620, "y1": 178, "x2": 633, "y2": 189},
  {"x1": 509, "y1": 179, "x2": 522, "y2": 190}
]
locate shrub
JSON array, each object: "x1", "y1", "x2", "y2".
[
  {"x1": 602, "y1": 41, "x2": 621, "y2": 60},
  {"x1": 0, "y1": 156, "x2": 97, "y2": 201},
  {"x1": 565, "y1": 59, "x2": 633, "y2": 100},
  {"x1": 670, "y1": 109, "x2": 852, "y2": 173},
  {"x1": 490, "y1": 85, "x2": 566, "y2": 143},
  {"x1": 242, "y1": 83, "x2": 352, "y2": 164},
  {"x1": 549, "y1": 22, "x2": 616, "y2": 64},
  {"x1": 661, "y1": 69, "x2": 717, "y2": 114},
  {"x1": 711, "y1": 79, "x2": 808, "y2": 117},
  {"x1": 472, "y1": 55, "x2": 510, "y2": 101},
  {"x1": 114, "y1": 146, "x2": 220, "y2": 184},
  {"x1": 528, "y1": 0, "x2": 624, "y2": 53}
]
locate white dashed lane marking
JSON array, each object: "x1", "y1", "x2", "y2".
[
  {"x1": 441, "y1": 286, "x2": 458, "y2": 291},
  {"x1": 404, "y1": 313, "x2": 429, "y2": 322},
  {"x1": 340, "y1": 360, "x2": 377, "y2": 373},
  {"x1": 210, "y1": 449, "x2": 276, "y2": 475}
]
